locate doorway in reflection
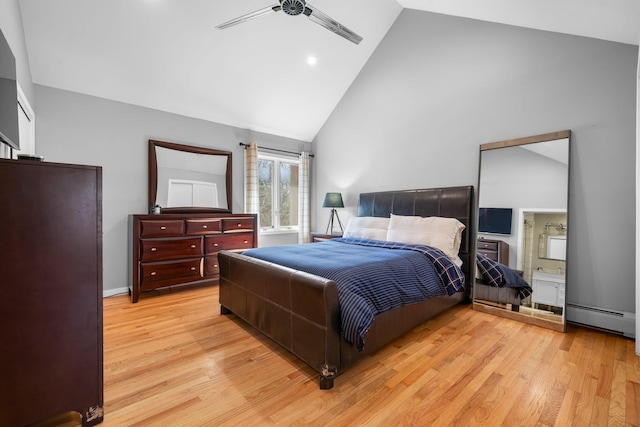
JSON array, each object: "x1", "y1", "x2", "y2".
[{"x1": 517, "y1": 210, "x2": 567, "y2": 322}]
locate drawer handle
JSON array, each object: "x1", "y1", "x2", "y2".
[
  {"x1": 151, "y1": 247, "x2": 157, "y2": 252},
  {"x1": 151, "y1": 272, "x2": 157, "y2": 276},
  {"x1": 237, "y1": 223, "x2": 242, "y2": 227},
  {"x1": 190, "y1": 245, "x2": 196, "y2": 249},
  {"x1": 213, "y1": 264, "x2": 218, "y2": 268},
  {"x1": 213, "y1": 243, "x2": 219, "y2": 247},
  {"x1": 243, "y1": 240, "x2": 248, "y2": 244},
  {"x1": 160, "y1": 226, "x2": 167, "y2": 230},
  {"x1": 190, "y1": 267, "x2": 196, "y2": 271},
  {"x1": 202, "y1": 225, "x2": 208, "y2": 229}
]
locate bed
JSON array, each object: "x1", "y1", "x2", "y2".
[
  {"x1": 218, "y1": 186, "x2": 474, "y2": 389},
  {"x1": 474, "y1": 253, "x2": 532, "y2": 312}
]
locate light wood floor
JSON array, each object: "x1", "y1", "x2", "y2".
[{"x1": 97, "y1": 285, "x2": 640, "y2": 426}]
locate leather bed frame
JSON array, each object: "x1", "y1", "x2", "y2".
[{"x1": 218, "y1": 185, "x2": 474, "y2": 389}]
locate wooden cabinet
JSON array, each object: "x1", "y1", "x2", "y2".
[
  {"x1": 130, "y1": 213, "x2": 257, "y2": 302},
  {"x1": 477, "y1": 238, "x2": 509, "y2": 265},
  {"x1": 0, "y1": 159, "x2": 103, "y2": 426},
  {"x1": 311, "y1": 232, "x2": 342, "y2": 242}
]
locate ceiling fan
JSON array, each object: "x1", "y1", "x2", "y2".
[{"x1": 216, "y1": 0, "x2": 363, "y2": 45}]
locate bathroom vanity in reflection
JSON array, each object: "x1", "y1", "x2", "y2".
[{"x1": 531, "y1": 270, "x2": 565, "y2": 309}]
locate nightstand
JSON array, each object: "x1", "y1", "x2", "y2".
[
  {"x1": 477, "y1": 238, "x2": 509, "y2": 265},
  {"x1": 311, "y1": 232, "x2": 342, "y2": 242}
]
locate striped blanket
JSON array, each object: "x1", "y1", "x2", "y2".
[
  {"x1": 242, "y1": 238, "x2": 466, "y2": 350},
  {"x1": 475, "y1": 253, "x2": 532, "y2": 299}
]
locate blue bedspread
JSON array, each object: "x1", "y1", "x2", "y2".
[{"x1": 242, "y1": 238, "x2": 466, "y2": 350}]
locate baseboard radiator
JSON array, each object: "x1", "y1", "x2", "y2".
[{"x1": 566, "y1": 303, "x2": 635, "y2": 338}]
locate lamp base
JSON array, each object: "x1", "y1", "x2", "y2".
[{"x1": 325, "y1": 209, "x2": 344, "y2": 235}]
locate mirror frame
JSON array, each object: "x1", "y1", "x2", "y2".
[
  {"x1": 474, "y1": 129, "x2": 571, "y2": 332},
  {"x1": 148, "y1": 139, "x2": 232, "y2": 214}
]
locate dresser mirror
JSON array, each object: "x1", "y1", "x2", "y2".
[
  {"x1": 473, "y1": 130, "x2": 570, "y2": 332},
  {"x1": 149, "y1": 140, "x2": 232, "y2": 214}
]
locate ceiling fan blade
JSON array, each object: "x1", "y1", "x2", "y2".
[
  {"x1": 216, "y1": 4, "x2": 281, "y2": 30},
  {"x1": 304, "y1": 4, "x2": 363, "y2": 45}
]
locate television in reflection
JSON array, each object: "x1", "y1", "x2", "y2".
[{"x1": 478, "y1": 207, "x2": 512, "y2": 235}]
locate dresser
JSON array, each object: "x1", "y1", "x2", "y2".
[
  {"x1": 477, "y1": 238, "x2": 509, "y2": 265},
  {"x1": 130, "y1": 213, "x2": 257, "y2": 302},
  {"x1": 0, "y1": 159, "x2": 103, "y2": 426}
]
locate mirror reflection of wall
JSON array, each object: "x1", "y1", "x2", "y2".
[
  {"x1": 155, "y1": 145, "x2": 229, "y2": 210},
  {"x1": 474, "y1": 130, "x2": 570, "y2": 332},
  {"x1": 478, "y1": 140, "x2": 568, "y2": 267}
]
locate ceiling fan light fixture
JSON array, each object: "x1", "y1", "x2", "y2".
[
  {"x1": 215, "y1": 0, "x2": 362, "y2": 45},
  {"x1": 281, "y1": 0, "x2": 305, "y2": 16}
]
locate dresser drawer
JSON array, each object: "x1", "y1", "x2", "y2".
[
  {"x1": 140, "y1": 259, "x2": 202, "y2": 289},
  {"x1": 222, "y1": 218, "x2": 254, "y2": 232},
  {"x1": 477, "y1": 249, "x2": 498, "y2": 262},
  {"x1": 477, "y1": 240, "x2": 498, "y2": 251},
  {"x1": 185, "y1": 219, "x2": 222, "y2": 235},
  {"x1": 140, "y1": 237, "x2": 203, "y2": 262},
  {"x1": 140, "y1": 220, "x2": 185, "y2": 237},
  {"x1": 203, "y1": 255, "x2": 220, "y2": 277},
  {"x1": 205, "y1": 233, "x2": 254, "y2": 254}
]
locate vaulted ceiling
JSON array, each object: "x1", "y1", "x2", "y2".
[{"x1": 18, "y1": 0, "x2": 640, "y2": 142}]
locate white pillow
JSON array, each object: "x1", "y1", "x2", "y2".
[
  {"x1": 386, "y1": 214, "x2": 465, "y2": 260},
  {"x1": 343, "y1": 216, "x2": 390, "y2": 241}
]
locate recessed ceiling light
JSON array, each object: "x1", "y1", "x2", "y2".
[{"x1": 307, "y1": 56, "x2": 317, "y2": 66}]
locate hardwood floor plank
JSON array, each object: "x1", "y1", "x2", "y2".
[
  {"x1": 472, "y1": 370, "x2": 529, "y2": 426},
  {"x1": 92, "y1": 285, "x2": 639, "y2": 426},
  {"x1": 591, "y1": 395, "x2": 612, "y2": 426},
  {"x1": 537, "y1": 380, "x2": 568, "y2": 426},
  {"x1": 555, "y1": 388, "x2": 582, "y2": 426},
  {"x1": 626, "y1": 380, "x2": 640, "y2": 427},
  {"x1": 628, "y1": 341, "x2": 640, "y2": 384},
  {"x1": 607, "y1": 359, "x2": 627, "y2": 427}
]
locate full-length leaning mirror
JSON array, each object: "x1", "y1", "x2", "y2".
[
  {"x1": 473, "y1": 130, "x2": 570, "y2": 332},
  {"x1": 149, "y1": 140, "x2": 232, "y2": 214}
]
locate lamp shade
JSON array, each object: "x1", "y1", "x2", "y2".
[{"x1": 322, "y1": 192, "x2": 344, "y2": 208}]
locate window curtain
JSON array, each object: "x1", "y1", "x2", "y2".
[
  {"x1": 244, "y1": 143, "x2": 259, "y2": 215},
  {"x1": 298, "y1": 151, "x2": 310, "y2": 243}
]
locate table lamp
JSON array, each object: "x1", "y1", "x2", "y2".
[{"x1": 323, "y1": 192, "x2": 344, "y2": 235}]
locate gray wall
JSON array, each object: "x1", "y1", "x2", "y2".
[
  {"x1": 34, "y1": 85, "x2": 310, "y2": 294},
  {"x1": 313, "y1": 10, "x2": 637, "y2": 314}
]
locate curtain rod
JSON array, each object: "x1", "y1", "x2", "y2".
[{"x1": 239, "y1": 142, "x2": 314, "y2": 158}]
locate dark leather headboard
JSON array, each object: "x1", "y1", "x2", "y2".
[{"x1": 358, "y1": 186, "x2": 475, "y2": 289}]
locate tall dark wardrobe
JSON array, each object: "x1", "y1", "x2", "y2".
[{"x1": 0, "y1": 158, "x2": 103, "y2": 426}]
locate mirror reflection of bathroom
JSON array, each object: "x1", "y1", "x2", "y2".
[{"x1": 518, "y1": 210, "x2": 567, "y2": 322}]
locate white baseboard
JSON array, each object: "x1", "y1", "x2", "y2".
[
  {"x1": 566, "y1": 302, "x2": 635, "y2": 338},
  {"x1": 103, "y1": 287, "x2": 129, "y2": 298}
]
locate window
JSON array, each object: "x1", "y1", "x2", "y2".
[{"x1": 258, "y1": 155, "x2": 299, "y2": 233}]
